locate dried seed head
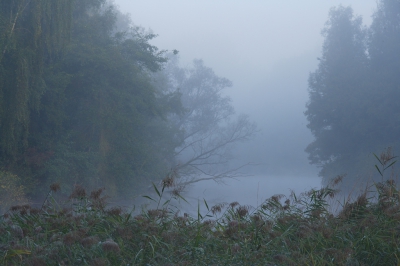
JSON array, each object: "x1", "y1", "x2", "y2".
[
  {"x1": 90, "y1": 188, "x2": 105, "y2": 200},
  {"x1": 228, "y1": 220, "x2": 239, "y2": 228},
  {"x1": 321, "y1": 227, "x2": 333, "y2": 239},
  {"x1": 270, "y1": 194, "x2": 284, "y2": 203},
  {"x1": 171, "y1": 186, "x2": 184, "y2": 197},
  {"x1": 148, "y1": 209, "x2": 162, "y2": 219},
  {"x1": 229, "y1": 201, "x2": 239, "y2": 208},
  {"x1": 10, "y1": 205, "x2": 22, "y2": 212},
  {"x1": 81, "y1": 236, "x2": 100, "y2": 248},
  {"x1": 251, "y1": 214, "x2": 262, "y2": 223},
  {"x1": 203, "y1": 220, "x2": 215, "y2": 228},
  {"x1": 331, "y1": 175, "x2": 344, "y2": 187},
  {"x1": 380, "y1": 147, "x2": 394, "y2": 165},
  {"x1": 162, "y1": 175, "x2": 174, "y2": 188},
  {"x1": 211, "y1": 203, "x2": 226, "y2": 215},
  {"x1": 63, "y1": 231, "x2": 80, "y2": 246},
  {"x1": 355, "y1": 193, "x2": 368, "y2": 207},
  {"x1": 50, "y1": 183, "x2": 61, "y2": 193},
  {"x1": 30, "y1": 208, "x2": 40, "y2": 215},
  {"x1": 236, "y1": 206, "x2": 249, "y2": 218},
  {"x1": 107, "y1": 207, "x2": 122, "y2": 216},
  {"x1": 69, "y1": 185, "x2": 86, "y2": 199},
  {"x1": 19, "y1": 208, "x2": 28, "y2": 216},
  {"x1": 297, "y1": 224, "x2": 313, "y2": 238},
  {"x1": 101, "y1": 239, "x2": 120, "y2": 253},
  {"x1": 134, "y1": 215, "x2": 145, "y2": 221}
]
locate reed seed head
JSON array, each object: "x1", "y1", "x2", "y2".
[
  {"x1": 230, "y1": 201, "x2": 239, "y2": 208},
  {"x1": 50, "y1": 183, "x2": 61, "y2": 193},
  {"x1": 81, "y1": 236, "x2": 100, "y2": 248},
  {"x1": 69, "y1": 185, "x2": 86, "y2": 199},
  {"x1": 237, "y1": 205, "x2": 249, "y2": 218},
  {"x1": 101, "y1": 239, "x2": 120, "y2": 253}
]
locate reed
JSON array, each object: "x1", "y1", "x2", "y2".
[{"x1": 1, "y1": 154, "x2": 400, "y2": 265}]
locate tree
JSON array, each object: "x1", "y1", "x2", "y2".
[
  {"x1": 305, "y1": 2, "x2": 400, "y2": 193},
  {"x1": 0, "y1": 0, "x2": 72, "y2": 164},
  {"x1": 154, "y1": 55, "x2": 257, "y2": 187},
  {"x1": 367, "y1": 0, "x2": 400, "y2": 150},
  {"x1": 32, "y1": 1, "x2": 183, "y2": 198},
  {"x1": 0, "y1": 0, "x2": 184, "y2": 199},
  {"x1": 305, "y1": 6, "x2": 371, "y2": 190}
]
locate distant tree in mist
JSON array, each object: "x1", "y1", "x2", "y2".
[
  {"x1": 305, "y1": 1, "x2": 400, "y2": 192},
  {"x1": 153, "y1": 55, "x2": 257, "y2": 186}
]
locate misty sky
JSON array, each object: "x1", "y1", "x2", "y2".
[{"x1": 113, "y1": 1, "x2": 377, "y2": 177}]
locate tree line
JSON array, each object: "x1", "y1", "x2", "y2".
[
  {"x1": 305, "y1": 0, "x2": 400, "y2": 193},
  {"x1": 0, "y1": 0, "x2": 255, "y2": 204}
]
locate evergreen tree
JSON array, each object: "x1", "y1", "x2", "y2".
[
  {"x1": 305, "y1": 6, "x2": 371, "y2": 190},
  {"x1": 305, "y1": 2, "x2": 400, "y2": 192},
  {"x1": 367, "y1": 0, "x2": 400, "y2": 150}
]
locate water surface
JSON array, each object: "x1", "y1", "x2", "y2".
[{"x1": 163, "y1": 175, "x2": 321, "y2": 216}]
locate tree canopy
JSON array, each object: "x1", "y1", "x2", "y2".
[
  {"x1": 305, "y1": 1, "x2": 400, "y2": 192},
  {"x1": 0, "y1": 0, "x2": 72, "y2": 164},
  {"x1": 0, "y1": 0, "x2": 256, "y2": 204},
  {"x1": 0, "y1": 0, "x2": 184, "y2": 200}
]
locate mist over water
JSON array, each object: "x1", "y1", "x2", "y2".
[
  {"x1": 178, "y1": 175, "x2": 321, "y2": 216},
  {"x1": 127, "y1": 173, "x2": 320, "y2": 217},
  {"x1": 110, "y1": 1, "x2": 377, "y2": 214}
]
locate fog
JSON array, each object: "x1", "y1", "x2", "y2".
[{"x1": 113, "y1": 1, "x2": 377, "y2": 210}]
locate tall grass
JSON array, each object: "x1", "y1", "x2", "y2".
[{"x1": 1, "y1": 151, "x2": 400, "y2": 265}]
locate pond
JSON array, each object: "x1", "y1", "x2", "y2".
[{"x1": 144, "y1": 175, "x2": 322, "y2": 217}]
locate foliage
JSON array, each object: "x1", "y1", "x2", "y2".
[
  {"x1": 305, "y1": 2, "x2": 400, "y2": 191},
  {"x1": 0, "y1": 171, "x2": 28, "y2": 214},
  {"x1": 0, "y1": 0, "x2": 72, "y2": 163},
  {"x1": 2, "y1": 169, "x2": 400, "y2": 265},
  {"x1": 0, "y1": 0, "x2": 183, "y2": 199}
]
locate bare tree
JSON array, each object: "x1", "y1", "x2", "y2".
[{"x1": 153, "y1": 55, "x2": 257, "y2": 187}]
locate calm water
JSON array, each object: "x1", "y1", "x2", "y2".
[{"x1": 149, "y1": 175, "x2": 322, "y2": 217}]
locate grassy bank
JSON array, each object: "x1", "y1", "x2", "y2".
[{"x1": 1, "y1": 176, "x2": 400, "y2": 266}]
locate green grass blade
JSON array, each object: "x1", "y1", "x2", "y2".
[
  {"x1": 152, "y1": 182, "x2": 161, "y2": 198},
  {"x1": 373, "y1": 153, "x2": 383, "y2": 166},
  {"x1": 162, "y1": 199, "x2": 171, "y2": 206},
  {"x1": 204, "y1": 199, "x2": 209, "y2": 211},
  {"x1": 384, "y1": 160, "x2": 397, "y2": 170},
  {"x1": 375, "y1": 165, "x2": 383, "y2": 176},
  {"x1": 176, "y1": 193, "x2": 189, "y2": 204},
  {"x1": 143, "y1": 195, "x2": 156, "y2": 202}
]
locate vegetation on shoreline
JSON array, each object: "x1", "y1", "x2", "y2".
[
  {"x1": 1, "y1": 1, "x2": 400, "y2": 264},
  {"x1": 1, "y1": 153, "x2": 399, "y2": 265}
]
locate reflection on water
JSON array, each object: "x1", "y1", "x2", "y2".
[{"x1": 162, "y1": 175, "x2": 321, "y2": 216}]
